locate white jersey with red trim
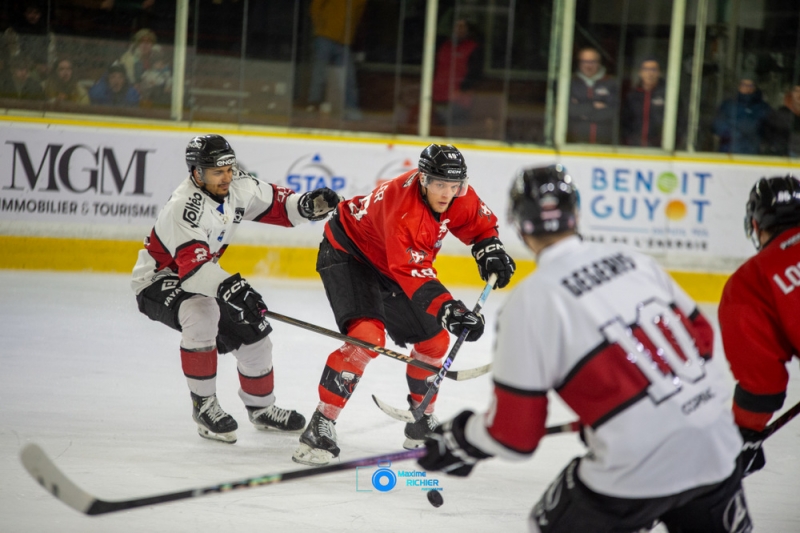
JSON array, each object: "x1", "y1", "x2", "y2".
[
  {"x1": 465, "y1": 235, "x2": 742, "y2": 498},
  {"x1": 131, "y1": 171, "x2": 305, "y2": 296}
]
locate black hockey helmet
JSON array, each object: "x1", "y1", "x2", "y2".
[
  {"x1": 744, "y1": 175, "x2": 800, "y2": 249},
  {"x1": 418, "y1": 144, "x2": 469, "y2": 196},
  {"x1": 508, "y1": 164, "x2": 579, "y2": 236},
  {"x1": 185, "y1": 134, "x2": 236, "y2": 176}
]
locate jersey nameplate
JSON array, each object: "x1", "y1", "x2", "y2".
[{"x1": 560, "y1": 253, "x2": 635, "y2": 297}]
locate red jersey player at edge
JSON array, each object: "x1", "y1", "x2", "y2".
[
  {"x1": 291, "y1": 144, "x2": 516, "y2": 466},
  {"x1": 131, "y1": 134, "x2": 340, "y2": 444},
  {"x1": 719, "y1": 175, "x2": 800, "y2": 478},
  {"x1": 417, "y1": 165, "x2": 752, "y2": 533}
]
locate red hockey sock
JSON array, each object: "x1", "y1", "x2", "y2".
[
  {"x1": 318, "y1": 318, "x2": 384, "y2": 412},
  {"x1": 407, "y1": 329, "x2": 450, "y2": 413}
]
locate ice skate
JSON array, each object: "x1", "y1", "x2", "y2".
[
  {"x1": 247, "y1": 404, "x2": 306, "y2": 432},
  {"x1": 403, "y1": 396, "x2": 439, "y2": 449},
  {"x1": 191, "y1": 392, "x2": 238, "y2": 443},
  {"x1": 292, "y1": 410, "x2": 340, "y2": 466}
]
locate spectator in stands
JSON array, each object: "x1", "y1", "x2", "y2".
[
  {"x1": 119, "y1": 28, "x2": 158, "y2": 88},
  {"x1": 568, "y1": 46, "x2": 618, "y2": 144},
  {"x1": 0, "y1": 55, "x2": 45, "y2": 101},
  {"x1": 766, "y1": 84, "x2": 800, "y2": 157},
  {"x1": 713, "y1": 74, "x2": 772, "y2": 154},
  {"x1": 432, "y1": 18, "x2": 482, "y2": 127},
  {"x1": 139, "y1": 44, "x2": 172, "y2": 107},
  {"x1": 43, "y1": 58, "x2": 90, "y2": 105},
  {"x1": 10, "y1": 1, "x2": 53, "y2": 84},
  {"x1": 88, "y1": 62, "x2": 140, "y2": 107},
  {"x1": 306, "y1": 0, "x2": 367, "y2": 120},
  {"x1": 622, "y1": 57, "x2": 666, "y2": 147}
]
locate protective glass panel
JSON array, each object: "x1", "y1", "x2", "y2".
[
  {"x1": 569, "y1": 0, "x2": 674, "y2": 148},
  {"x1": 685, "y1": 0, "x2": 800, "y2": 156},
  {"x1": 0, "y1": 1, "x2": 177, "y2": 119}
]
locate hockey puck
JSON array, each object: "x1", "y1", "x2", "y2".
[{"x1": 426, "y1": 490, "x2": 444, "y2": 508}]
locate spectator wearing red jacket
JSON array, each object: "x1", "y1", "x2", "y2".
[{"x1": 622, "y1": 58, "x2": 666, "y2": 147}]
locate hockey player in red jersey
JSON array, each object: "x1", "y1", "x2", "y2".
[
  {"x1": 132, "y1": 134, "x2": 340, "y2": 444},
  {"x1": 719, "y1": 175, "x2": 800, "y2": 477},
  {"x1": 418, "y1": 165, "x2": 752, "y2": 532},
  {"x1": 292, "y1": 144, "x2": 516, "y2": 466}
]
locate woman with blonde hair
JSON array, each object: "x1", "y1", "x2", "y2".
[{"x1": 119, "y1": 28, "x2": 157, "y2": 87}]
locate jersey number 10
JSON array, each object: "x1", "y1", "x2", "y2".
[{"x1": 601, "y1": 299, "x2": 706, "y2": 404}]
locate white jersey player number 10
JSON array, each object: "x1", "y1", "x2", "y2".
[{"x1": 601, "y1": 299, "x2": 707, "y2": 404}]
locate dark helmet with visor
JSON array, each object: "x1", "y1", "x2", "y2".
[
  {"x1": 185, "y1": 134, "x2": 237, "y2": 180},
  {"x1": 744, "y1": 175, "x2": 800, "y2": 249},
  {"x1": 508, "y1": 164, "x2": 579, "y2": 236},
  {"x1": 418, "y1": 144, "x2": 469, "y2": 197}
]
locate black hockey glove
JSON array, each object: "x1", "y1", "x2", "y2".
[
  {"x1": 298, "y1": 187, "x2": 342, "y2": 221},
  {"x1": 739, "y1": 427, "x2": 766, "y2": 478},
  {"x1": 417, "y1": 410, "x2": 492, "y2": 477},
  {"x1": 217, "y1": 274, "x2": 267, "y2": 324},
  {"x1": 437, "y1": 299, "x2": 485, "y2": 342},
  {"x1": 471, "y1": 237, "x2": 516, "y2": 289}
]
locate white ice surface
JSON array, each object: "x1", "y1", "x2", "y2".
[{"x1": 1, "y1": 270, "x2": 798, "y2": 533}]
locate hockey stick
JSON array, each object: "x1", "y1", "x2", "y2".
[
  {"x1": 372, "y1": 274, "x2": 498, "y2": 423},
  {"x1": 498, "y1": 399, "x2": 800, "y2": 441},
  {"x1": 763, "y1": 398, "x2": 800, "y2": 438},
  {"x1": 20, "y1": 422, "x2": 576, "y2": 516},
  {"x1": 263, "y1": 309, "x2": 491, "y2": 381}
]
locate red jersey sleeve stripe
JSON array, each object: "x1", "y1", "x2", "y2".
[
  {"x1": 487, "y1": 381, "x2": 548, "y2": 455},
  {"x1": 556, "y1": 341, "x2": 650, "y2": 428}
]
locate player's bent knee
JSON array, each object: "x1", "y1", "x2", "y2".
[
  {"x1": 179, "y1": 295, "x2": 219, "y2": 348},
  {"x1": 233, "y1": 336, "x2": 273, "y2": 374},
  {"x1": 346, "y1": 318, "x2": 385, "y2": 357},
  {"x1": 413, "y1": 329, "x2": 450, "y2": 363}
]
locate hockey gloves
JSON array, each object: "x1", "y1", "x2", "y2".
[
  {"x1": 417, "y1": 410, "x2": 492, "y2": 477},
  {"x1": 438, "y1": 299, "x2": 485, "y2": 342},
  {"x1": 739, "y1": 427, "x2": 766, "y2": 477},
  {"x1": 298, "y1": 187, "x2": 342, "y2": 221},
  {"x1": 218, "y1": 274, "x2": 267, "y2": 324},
  {"x1": 472, "y1": 237, "x2": 516, "y2": 289}
]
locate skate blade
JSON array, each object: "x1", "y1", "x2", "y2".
[
  {"x1": 291, "y1": 443, "x2": 337, "y2": 466},
  {"x1": 196, "y1": 425, "x2": 237, "y2": 444},
  {"x1": 252, "y1": 422, "x2": 305, "y2": 433},
  {"x1": 402, "y1": 437, "x2": 425, "y2": 450}
]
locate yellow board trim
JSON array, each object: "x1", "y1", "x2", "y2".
[{"x1": 0, "y1": 236, "x2": 729, "y2": 303}]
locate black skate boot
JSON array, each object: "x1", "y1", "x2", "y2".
[
  {"x1": 403, "y1": 395, "x2": 439, "y2": 450},
  {"x1": 191, "y1": 392, "x2": 238, "y2": 443},
  {"x1": 247, "y1": 404, "x2": 306, "y2": 432},
  {"x1": 292, "y1": 410, "x2": 340, "y2": 466}
]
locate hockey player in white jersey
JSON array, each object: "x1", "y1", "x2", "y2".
[
  {"x1": 131, "y1": 134, "x2": 340, "y2": 444},
  {"x1": 417, "y1": 165, "x2": 752, "y2": 532}
]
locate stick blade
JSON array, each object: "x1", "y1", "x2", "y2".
[
  {"x1": 20, "y1": 443, "x2": 97, "y2": 515},
  {"x1": 371, "y1": 395, "x2": 416, "y2": 422},
  {"x1": 449, "y1": 363, "x2": 491, "y2": 381}
]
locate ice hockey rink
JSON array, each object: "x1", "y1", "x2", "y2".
[{"x1": 1, "y1": 269, "x2": 799, "y2": 533}]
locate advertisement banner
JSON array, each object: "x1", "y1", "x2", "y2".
[{"x1": 1, "y1": 121, "x2": 791, "y2": 261}]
